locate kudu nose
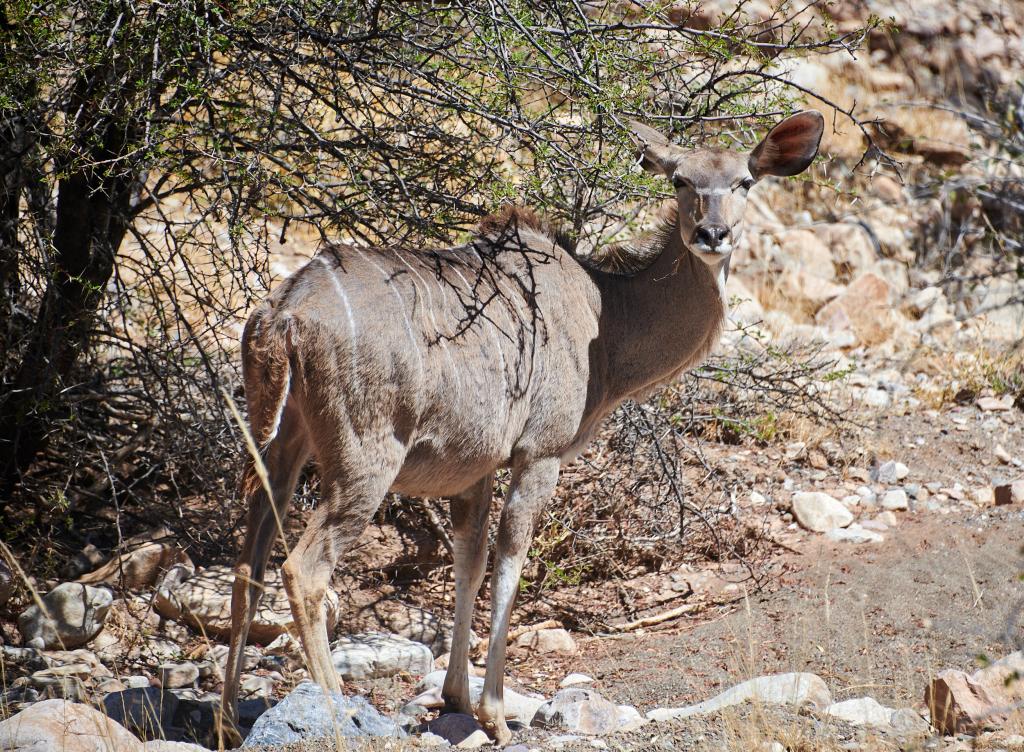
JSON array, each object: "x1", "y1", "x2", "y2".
[{"x1": 694, "y1": 224, "x2": 730, "y2": 250}]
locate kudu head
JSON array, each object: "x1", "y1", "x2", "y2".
[{"x1": 628, "y1": 111, "x2": 824, "y2": 265}]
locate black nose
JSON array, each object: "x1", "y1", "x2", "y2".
[{"x1": 694, "y1": 224, "x2": 730, "y2": 249}]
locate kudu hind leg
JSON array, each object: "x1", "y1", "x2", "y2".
[
  {"x1": 281, "y1": 465, "x2": 398, "y2": 695},
  {"x1": 219, "y1": 418, "x2": 309, "y2": 743},
  {"x1": 477, "y1": 459, "x2": 559, "y2": 745},
  {"x1": 441, "y1": 473, "x2": 494, "y2": 715}
]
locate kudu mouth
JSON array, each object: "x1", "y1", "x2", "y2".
[{"x1": 688, "y1": 223, "x2": 734, "y2": 258}]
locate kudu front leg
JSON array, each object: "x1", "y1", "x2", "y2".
[
  {"x1": 441, "y1": 474, "x2": 494, "y2": 715},
  {"x1": 477, "y1": 459, "x2": 559, "y2": 745}
]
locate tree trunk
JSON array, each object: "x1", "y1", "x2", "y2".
[{"x1": 0, "y1": 141, "x2": 136, "y2": 498}]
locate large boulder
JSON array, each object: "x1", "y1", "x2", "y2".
[
  {"x1": 331, "y1": 632, "x2": 434, "y2": 680},
  {"x1": 18, "y1": 582, "x2": 113, "y2": 649},
  {"x1": 242, "y1": 681, "x2": 403, "y2": 746},
  {"x1": 154, "y1": 565, "x2": 338, "y2": 643},
  {"x1": 927, "y1": 652, "x2": 1024, "y2": 734},
  {"x1": 816, "y1": 272, "x2": 896, "y2": 346},
  {"x1": 647, "y1": 673, "x2": 831, "y2": 721},
  {"x1": 0, "y1": 699, "x2": 144, "y2": 752}
]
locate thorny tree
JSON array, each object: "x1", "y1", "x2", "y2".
[{"x1": 0, "y1": 1, "x2": 881, "y2": 544}]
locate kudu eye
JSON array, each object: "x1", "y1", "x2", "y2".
[{"x1": 738, "y1": 177, "x2": 755, "y2": 191}]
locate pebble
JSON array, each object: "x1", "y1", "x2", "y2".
[
  {"x1": 159, "y1": 662, "x2": 199, "y2": 689},
  {"x1": 876, "y1": 460, "x2": 909, "y2": 484},
  {"x1": 881, "y1": 489, "x2": 909, "y2": 510},
  {"x1": 827, "y1": 524, "x2": 884, "y2": 544},
  {"x1": 876, "y1": 511, "x2": 899, "y2": 527},
  {"x1": 855, "y1": 486, "x2": 877, "y2": 507}
]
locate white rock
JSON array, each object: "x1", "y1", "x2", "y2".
[
  {"x1": 0, "y1": 699, "x2": 143, "y2": 751},
  {"x1": 646, "y1": 673, "x2": 831, "y2": 721},
  {"x1": 560, "y1": 673, "x2": 595, "y2": 688},
  {"x1": 856, "y1": 486, "x2": 878, "y2": 506},
  {"x1": 417, "y1": 670, "x2": 546, "y2": 723},
  {"x1": 881, "y1": 489, "x2": 909, "y2": 510},
  {"x1": 824, "y1": 697, "x2": 895, "y2": 727},
  {"x1": 791, "y1": 492, "x2": 853, "y2": 533},
  {"x1": 331, "y1": 633, "x2": 434, "y2": 680},
  {"x1": 876, "y1": 511, "x2": 899, "y2": 527},
  {"x1": 18, "y1": 582, "x2": 113, "y2": 650},
  {"x1": 826, "y1": 524, "x2": 884, "y2": 544},
  {"x1": 159, "y1": 662, "x2": 199, "y2": 689},
  {"x1": 876, "y1": 461, "x2": 909, "y2": 484}
]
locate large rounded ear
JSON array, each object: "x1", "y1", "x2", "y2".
[
  {"x1": 748, "y1": 111, "x2": 824, "y2": 178},
  {"x1": 626, "y1": 120, "x2": 677, "y2": 176}
]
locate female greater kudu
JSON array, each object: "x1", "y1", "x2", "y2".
[{"x1": 218, "y1": 111, "x2": 824, "y2": 746}]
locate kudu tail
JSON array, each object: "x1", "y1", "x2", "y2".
[{"x1": 239, "y1": 305, "x2": 295, "y2": 499}]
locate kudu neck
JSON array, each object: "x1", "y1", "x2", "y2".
[{"x1": 596, "y1": 225, "x2": 728, "y2": 401}]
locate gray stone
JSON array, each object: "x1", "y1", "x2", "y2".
[
  {"x1": 791, "y1": 492, "x2": 853, "y2": 532},
  {"x1": 331, "y1": 632, "x2": 434, "y2": 680},
  {"x1": 243, "y1": 681, "x2": 403, "y2": 746},
  {"x1": 103, "y1": 687, "x2": 180, "y2": 740},
  {"x1": 17, "y1": 582, "x2": 113, "y2": 650},
  {"x1": 532, "y1": 688, "x2": 623, "y2": 735},
  {"x1": 876, "y1": 461, "x2": 909, "y2": 484},
  {"x1": 889, "y1": 707, "x2": 930, "y2": 732},
  {"x1": 0, "y1": 558, "x2": 13, "y2": 609},
  {"x1": 647, "y1": 673, "x2": 831, "y2": 721},
  {"x1": 882, "y1": 489, "x2": 909, "y2": 510},
  {"x1": 427, "y1": 713, "x2": 483, "y2": 745},
  {"x1": 240, "y1": 673, "x2": 274, "y2": 698},
  {"x1": 159, "y1": 662, "x2": 199, "y2": 689}
]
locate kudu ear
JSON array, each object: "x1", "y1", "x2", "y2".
[
  {"x1": 748, "y1": 111, "x2": 824, "y2": 179},
  {"x1": 626, "y1": 120, "x2": 677, "y2": 176}
]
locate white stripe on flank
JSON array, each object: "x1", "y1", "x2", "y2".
[
  {"x1": 317, "y1": 255, "x2": 360, "y2": 384},
  {"x1": 394, "y1": 249, "x2": 462, "y2": 397},
  {"x1": 264, "y1": 366, "x2": 290, "y2": 447},
  {"x1": 353, "y1": 248, "x2": 425, "y2": 380}
]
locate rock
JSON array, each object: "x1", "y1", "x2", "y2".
[
  {"x1": 0, "y1": 558, "x2": 14, "y2": 609},
  {"x1": 826, "y1": 524, "x2": 884, "y2": 544},
  {"x1": 29, "y1": 665, "x2": 89, "y2": 701},
  {"x1": 427, "y1": 713, "x2": 484, "y2": 745},
  {"x1": 63, "y1": 543, "x2": 109, "y2": 580},
  {"x1": 816, "y1": 272, "x2": 895, "y2": 346},
  {"x1": 977, "y1": 395, "x2": 1014, "y2": 412},
  {"x1": 155, "y1": 565, "x2": 338, "y2": 643},
  {"x1": 532, "y1": 689, "x2": 625, "y2": 735},
  {"x1": 560, "y1": 673, "x2": 595, "y2": 688},
  {"x1": 926, "y1": 669, "x2": 1002, "y2": 734},
  {"x1": 512, "y1": 627, "x2": 578, "y2": 656},
  {"x1": 240, "y1": 674, "x2": 274, "y2": 698},
  {"x1": 18, "y1": 582, "x2": 113, "y2": 650},
  {"x1": 810, "y1": 224, "x2": 876, "y2": 275},
  {"x1": 383, "y1": 604, "x2": 480, "y2": 659},
  {"x1": 242, "y1": 681, "x2": 403, "y2": 746},
  {"x1": 824, "y1": 697, "x2": 896, "y2": 727},
  {"x1": 0, "y1": 699, "x2": 144, "y2": 751},
  {"x1": 875, "y1": 461, "x2": 909, "y2": 484},
  {"x1": 103, "y1": 687, "x2": 179, "y2": 740},
  {"x1": 890, "y1": 707, "x2": 930, "y2": 733},
  {"x1": 331, "y1": 633, "x2": 434, "y2": 680},
  {"x1": 415, "y1": 670, "x2": 546, "y2": 723},
  {"x1": 881, "y1": 490, "x2": 909, "y2": 510},
  {"x1": 994, "y1": 480, "x2": 1024, "y2": 506},
  {"x1": 79, "y1": 541, "x2": 193, "y2": 591},
  {"x1": 791, "y1": 492, "x2": 853, "y2": 533},
  {"x1": 159, "y1": 662, "x2": 199, "y2": 689},
  {"x1": 876, "y1": 511, "x2": 899, "y2": 527},
  {"x1": 646, "y1": 673, "x2": 831, "y2": 721},
  {"x1": 144, "y1": 743, "x2": 211, "y2": 752}
]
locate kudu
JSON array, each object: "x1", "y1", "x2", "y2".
[{"x1": 218, "y1": 111, "x2": 824, "y2": 746}]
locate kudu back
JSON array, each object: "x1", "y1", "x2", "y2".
[{"x1": 218, "y1": 111, "x2": 824, "y2": 746}]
